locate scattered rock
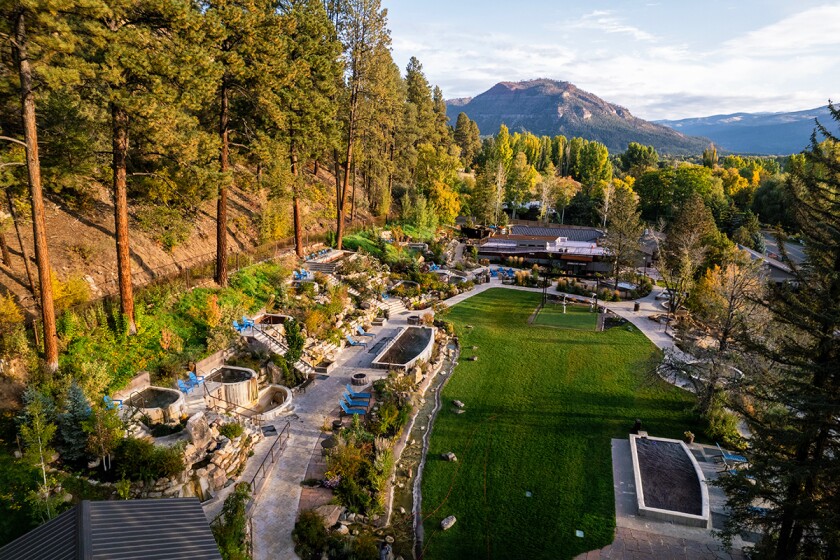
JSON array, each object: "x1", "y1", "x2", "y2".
[
  {"x1": 471, "y1": 345, "x2": 478, "y2": 350},
  {"x1": 385, "y1": 535, "x2": 395, "y2": 544},
  {"x1": 468, "y1": 356, "x2": 478, "y2": 361},
  {"x1": 351, "y1": 529, "x2": 359, "y2": 536},
  {"x1": 313, "y1": 504, "x2": 345, "y2": 528},
  {"x1": 441, "y1": 515, "x2": 457, "y2": 530},
  {"x1": 525, "y1": 491, "x2": 532, "y2": 498},
  {"x1": 399, "y1": 507, "x2": 406, "y2": 515},
  {"x1": 453, "y1": 408, "x2": 465, "y2": 414},
  {"x1": 335, "y1": 524, "x2": 349, "y2": 535},
  {"x1": 452, "y1": 400, "x2": 465, "y2": 408},
  {"x1": 442, "y1": 452, "x2": 457, "y2": 462},
  {"x1": 347, "y1": 513, "x2": 356, "y2": 522}
]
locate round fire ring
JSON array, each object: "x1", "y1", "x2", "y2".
[{"x1": 351, "y1": 372, "x2": 368, "y2": 387}]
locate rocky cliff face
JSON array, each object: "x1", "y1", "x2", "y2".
[{"x1": 446, "y1": 79, "x2": 709, "y2": 155}]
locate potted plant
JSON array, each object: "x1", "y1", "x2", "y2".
[{"x1": 684, "y1": 430, "x2": 695, "y2": 444}]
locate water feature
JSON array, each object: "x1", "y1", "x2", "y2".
[
  {"x1": 629, "y1": 434, "x2": 710, "y2": 527},
  {"x1": 372, "y1": 326, "x2": 435, "y2": 372},
  {"x1": 206, "y1": 365, "x2": 258, "y2": 407},
  {"x1": 125, "y1": 386, "x2": 184, "y2": 424}
]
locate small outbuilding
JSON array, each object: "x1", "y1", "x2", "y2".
[{"x1": 0, "y1": 498, "x2": 221, "y2": 560}]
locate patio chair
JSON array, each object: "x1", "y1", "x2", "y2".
[
  {"x1": 345, "y1": 384, "x2": 372, "y2": 399},
  {"x1": 232, "y1": 319, "x2": 244, "y2": 333},
  {"x1": 188, "y1": 372, "x2": 205, "y2": 387},
  {"x1": 716, "y1": 442, "x2": 748, "y2": 467},
  {"x1": 339, "y1": 400, "x2": 367, "y2": 416},
  {"x1": 177, "y1": 379, "x2": 193, "y2": 394},
  {"x1": 241, "y1": 315, "x2": 255, "y2": 328},
  {"x1": 103, "y1": 395, "x2": 122, "y2": 410},
  {"x1": 346, "y1": 335, "x2": 367, "y2": 348},
  {"x1": 342, "y1": 393, "x2": 369, "y2": 409},
  {"x1": 355, "y1": 325, "x2": 375, "y2": 338}
]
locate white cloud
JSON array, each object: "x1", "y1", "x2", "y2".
[
  {"x1": 566, "y1": 10, "x2": 657, "y2": 42},
  {"x1": 723, "y1": 4, "x2": 840, "y2": 55}
]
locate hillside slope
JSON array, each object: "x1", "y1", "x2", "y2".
[
  {"x1": 0, "y1": 167, "x2": 365, "y2": 316},
  {"x1": 445, "y1": 79, "x2": 710, "y2": 155},
  {"x1": 656, "y1": 106, "x2": 833, "y2": 155}
]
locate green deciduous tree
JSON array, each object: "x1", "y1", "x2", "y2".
[{"x1": 83, "y1": 403, "x2": 123, "y2": 472}]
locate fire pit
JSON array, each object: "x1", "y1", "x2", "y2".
[{"x1": 351, "y1": 373, "x2": 368, "y2": 386}]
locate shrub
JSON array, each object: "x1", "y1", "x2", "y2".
[
  {"x1": 219, "y1": 422, "x2": 244, "y2": 440},
  {"x1": 114, "y1": 438, "x2": 184, "y2": 482},
  {"x1": 335, "y1": 475, "x2": 372, "y2": 514},
  {"x1": 292, "y1": 510, "x2": 328, "y2": 559},
  {"x1": 706, "y1": 399, "x2": 743, "y2": 449},
  {"x1": 213, "y1": 483, "x2": 251, "y2": 560}
]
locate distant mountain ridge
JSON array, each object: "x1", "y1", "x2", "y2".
[
  {"x1": 656, "y1": 106, "x2": 833, "y2": 155},
  {"x1": 445, "y1": 79, "x2": 710, "y2": 155}
]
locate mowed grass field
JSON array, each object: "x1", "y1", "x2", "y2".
[
  {"x1": 421, "y1": 289, "x2": 702, "y2": 560},
  {"x1": 533, "y1": 303, "x2": 598, "y2": 330}
]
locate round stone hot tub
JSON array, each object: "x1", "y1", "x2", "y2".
[
  {"x1": 206, "y1": 366, "x2": 258, "y2": 407},
  {"x1": 126, "y1": 386, "x2": 184, "y2": 424}
]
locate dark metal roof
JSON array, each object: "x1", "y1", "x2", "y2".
[
  {"x1": 510, "y1": 225, "x2": 603, "y2": 242},
  {"x1": 0, "y1": 499, "x2": 221, "y2": 560}
]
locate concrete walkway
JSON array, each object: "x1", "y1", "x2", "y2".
[{"x1": 247, "y1": 303, "x2": 412, "y2": 560}]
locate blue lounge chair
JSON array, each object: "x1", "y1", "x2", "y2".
[
  {"x1": 103, "y1": 395, "x2": 122, "y2": 410},
  {"x1": 343, "y1": 393, "x2": 369, "y2": 408},
  {"x1": 355, "y1": 325, "x2": 375, "y2": 338},
  {"x1": 241, "y1": 315, "x2": 254, "y2": 328},
  {"x1": 382, "y1": 293, "x2": 389, "y2": 300},
  {"x1": 340, "y1": 400, "x2": 367, "y2": 416},
  {"x1": 343, "y1": 389, "x2": 370, "y2": 403},
  {"x1": 232, "y1": 319, "x2": 244, "y2": 333},
  {"x1": 346, "y1": 335, "x2": 367, "y2": 348},
  {"x1": 177, "y1": 379, "x2": 193, "y2": 394},
  {"x1": 716, "y1": 443, "x2": 748, "y2": 466},
  {"x1": 189, "y1": 372, "x2": 205, "y2": 387},
  {"x1": 345, "y1": 384, "x2": 372, "y2": 399}
]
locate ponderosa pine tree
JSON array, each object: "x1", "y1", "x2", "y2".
[
  {"x1": 718, "y1": 104, "x2": 840, "y2": 560},
  {"x1": 71, "y1": 0, "x2": 219, "y2": 333},
  {"x1": 453, "y1": 112, "x2": 481, "y2": 170},
  {"x1": 276, "y1": 0, "x2": 341, "y2": 257},
  {"x1": 0, "y1": 1, "x2": 66, "y2": 370},
  {"x1": 601, "y1": 185, "x2": 643, "y2": 289},
  {"x1": 333, "y1": 0, "x2": 389, "y2": 249}
]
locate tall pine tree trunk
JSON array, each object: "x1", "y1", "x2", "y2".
[
  {"x1": 14, "y1": 12, "x2": 58, "y2": 369},
  {"x1": 111, "y1": 104, "x2": 136, "y2": 335},
  {"x1": 216, "y1": 83, "x2": 229, "y2": 286},
  {"x1": 291, "y1": 144, "x2": 303, "y2": 258},
  {"x1": 350, "y1": 160, "x2": 356, "y2": 221},
  {"x1": 337, "y1": 94, "x2": 357, "y2": 250},
  {"x1": 333, "y1": 148, "x2": 344, "y2": 250}
]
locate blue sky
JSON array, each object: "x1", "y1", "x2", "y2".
[{"x1": 382, "y1": 1, "x2": 840, "y2": 120}]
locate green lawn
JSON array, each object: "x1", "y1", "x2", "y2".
[
  {"x1": 533, "y1": 303, "x2": 598, "y2": 330},
  {"x1": 421, "y1": 289, "x2": 702, "y2": 559}
]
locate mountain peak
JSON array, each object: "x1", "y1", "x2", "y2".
[{"x1": 446, "y1": 79, "x2": 708, "y2": 155}]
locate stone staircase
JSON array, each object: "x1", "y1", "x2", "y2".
[{"x1": 250, "y1": 328, "x2": 316, "y2": 377}]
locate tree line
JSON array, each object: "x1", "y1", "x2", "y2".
[{"x1": 0, "y1": 0, "x2": 460, "y2": 371}]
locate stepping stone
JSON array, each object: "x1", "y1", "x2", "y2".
[{"x1": 441, "y1": 516, "x2": 457, "y2": 530}]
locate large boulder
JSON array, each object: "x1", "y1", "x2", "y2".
[
  {"x1": 186, "y1": 412, "x2": 212, "y2": 450},
  {"x1": 313, "y1": 504, "x2": 344, "y2": 529},
  {"x1": 441, "y1": 516, "x2": 457, "y2": 530}
]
